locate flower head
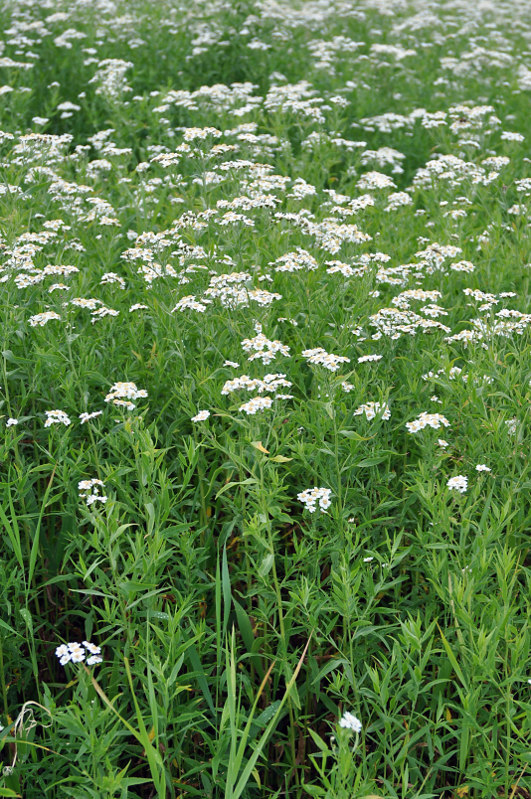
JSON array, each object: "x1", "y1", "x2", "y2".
[
  {"x1": 55, "y1": 640, "x2": 102, "y2": 667},
  {"x1": 297, "y1": 487, "x2": 332, "y2": 513},
  {"x1": 191, "y1": 410, "x2": 210, "y2": 422},
  {"x1": 447, "y1": 475, "x2": 468, "y2": 493},
  {"x1": 339, "y1": 711, "x2": 362, "y2": 733},
  {"x1": 44, "y1": 410, "x2": 71, "y2": 427}
]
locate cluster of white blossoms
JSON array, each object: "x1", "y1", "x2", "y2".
[
  {"x1": 301, "y1": 348, "x2": 350, "y2": 372},
  {"x1": 239, "y1": 396, "x2": 273, "y2": 415},
  {"x1": 450, "y1": 260, "x2": 475, "y2": 273},
  {"x1": 357, "y1": 354, "x2": 382, "y2": 363},
  {"x1": 406, "y1": 412, "x2": 450, "y2": 433},
  {"x1": 29, "y1": 311, "x2": 61, "y2": 327},
  {"x1": 79, "y1": 410, "x2": 103, "y2": 424},
  {"x1": 241, "y1": 324, "x2": 290, "y2": 364},
  {"x1": 55, "y1": 641, "x2": 102, "y2": 666},
  {"x1": 44, "y1": 409, "x2": 71, "y2": 427},
  {"x1": 172, "y1": 295, "x2": 212, "y2": 313},
  {"x1": 221, "y1": 373, "x2": 292, "y2": 395},
  {"x1": 356, "y1": 170, "x2": 396, "y2": 190},
  {"x1": 191, "y1": 409, "x2": 210, "y2": 422},
  {"x1": 353, "y1": 402, "x2": 391, "y2": 421},
  {"x1": 104, "y1": 381, "x2": 148, "y2": 410},
  {"x1": 447, "y1": 475, "x2": 468, "y2": 493},
  {"x1": 339, "y1": 710, "x2": 362, "y2": 733},
  {"x1": 271, "y1": 248, "x2": 318, "y2": 272},
  {"x1": 78, "y1": 478, "x2": 107, "y2": 506},
  {"x1": 297, "y1": 487, "x2": 332, "y2": 513}
]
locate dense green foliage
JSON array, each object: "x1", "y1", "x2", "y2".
[{"x1": 0, "y1": 0, "x2": 529, "y2": 797}]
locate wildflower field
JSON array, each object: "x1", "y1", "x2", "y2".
[{"x1": 0, "y1": 0, "x2": 530, "y2": 796}]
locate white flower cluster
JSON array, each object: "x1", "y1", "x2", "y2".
[
  {"x1": 29, "y1": 311, "x2": 61, "y2": 327},
  {"x1": 55, "y1": 641, "x2": 102, "y2": 666},
  {"x1": 191, "y1": 409, "x2": 210, "y2": 422},
  {"x1": 203, "y1": 272, "x2": 281, "y2": 309},
  {"x1": 447, "y1": 475, "x2": 468, "y2": 493},
  {"x1": 221, "y1": 374, "x2": 292, "y2": 395},
  {"x1": 450, "y1": 260, "x2": 475, "y2": 273},
  {"x1": 271, "y1": 248, "x2": 318, "y2": 272},
  {"x1": 241, "y1": 324, "x2": 290, "y2": 364},
  {"x1": 357, "y1": 354, "x2": 382, "y2": 363},
  {"x1": 79, "y1": 410, "x2": 103, "y2": 424},
  {"x1": 44, "y1": 409, "x2": 71, "y2": 427},
  {"x1": 297, "y1": 487, "x2": 332, "y2": 513},
  {"x1": 353, "y1": 402, "x2": 391, "y2": 420},
  {"x1": 89, "y1": 58, "x2": 133, "y2": 100},
  {"x1": 301, "y1": 348, "x2": 350, "y2": 372},
  {"x1": 104, "y1": 381, "x2": 148, "y2": 410},
  {"x1": 339, "y1": 710, "x2": 362, "y2": 733},
  {"x1": 172, "y1": 295, "x2": 212, "y2": 313},
  {"x1": 239, "y1": 396, "x2": 273, "y2": 414},
  {"x1": 78, "y1": 478, "x2": 107, "y2": 506},
  {"x1": 357, "y1": 170, "x2": 396, "y2": 190},
  {"x1": 406, "y1": 412, "x2": 450, "y2": 433}
]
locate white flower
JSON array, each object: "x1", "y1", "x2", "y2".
[
  {"x1": 239, "y1": 396, "x2": 273, "y2": 415},
  {"x1": 505, "y1": 418, "x2": 517, "y2": 435},
  {"x1": 44, "y1": 410, "x2": 71, "y2": 427},
  {"x1": 191, "y1": 410, "x2": 210, "y2": 422},
  {"x1": 354, "y1": 402, "x2": 390, "y2": 421},
  {"x1": 55, "y1": 640, "x2": 102, "y2": 667},
  {"x1": 302, "y1": 347, "x2": 350, "y2": 372},
  {"x1": 78, "y1": 478, "x2": 107, "y2": 506},
  {"x1": 297, "y1": 487, "x2": 332, "y2": 513},
  {"x1": 6, "y1": 418, "x2": 18, "y2": 427},
  {"x1": 83, "y1": 641, "x2": 101, "y2": 654},
  {"x1": 357, "y1": 354, "x2": 382, "y2": 363},
  {"x1": 447, "y1": 475, "x2": 468, "y2": 493},
  {"x1": 29, "y1": 311, "x2": 61, "y2": 327},
  {"x1": 406, "y1": 412, "x2": 450, "y2": 433},
  {"x1": 79, "y1": 411, "x2": 103, "y2": 424},
  {"x1": 104, "y1": 382, "x2": 147, "y2": 410},
  {"x1": 475, "y1": 464, "x2": 491, "y2": 472},
  {"x1": 339, "y1": 711, "x2": 362, "y2": 733},
  {"x1": 70, "y1": 649, "x2": 85, "y2": 663}
]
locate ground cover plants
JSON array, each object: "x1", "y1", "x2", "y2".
[{"x1": 0, "y1": 0, "x2": 529, "y2": 796}]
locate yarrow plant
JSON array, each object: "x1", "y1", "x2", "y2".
[
  {"x1": 55, "y1": 641, "x2": 102, "y2": 666},
  {"x1": 0, "y1": 0, "x2": 529, "y2": 795},
  {"x1": 301, "y1": 348, "x2": 350, "y2": 372},
  {"x1": 447, "y1": 475, "x2": 468, "y2": 493},
  {"x1": 78, "y1": 478, "x2": 107, "y2": 506},
  {"x1": 44, "y1": 409, "x2": 71, "y2": 427},
  {"x1": 191, "y1": 410, "x2": 210, "y2": 422},
  {"x1": 297, "y1": 487, "x2": 332, "y2": 513},
  {"x1": 338, "y1": 711, "x2": 362, "y2": 733},
  {"x1": 406, "y1": 411, "x2": 450, "y2": 433},
  {"x1": 104, "y1": 381, "x2": 148, "y2": 410},
  {"x1": 353, "y1": 401, "x2": 391, "y2": 421}
]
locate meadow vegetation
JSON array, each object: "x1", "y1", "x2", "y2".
[{"x1": 0, "y1": 0, "x2": 530, "y2": 796}]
